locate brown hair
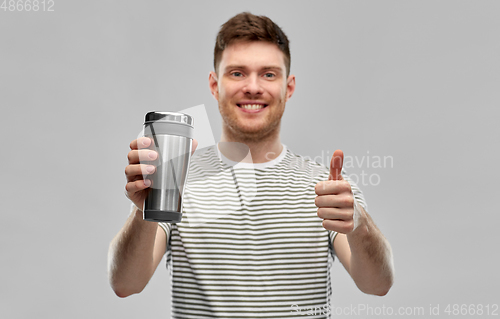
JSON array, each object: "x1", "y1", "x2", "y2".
[{"x1": 214, "y1": 12, "x2": 291, "y2": 76}]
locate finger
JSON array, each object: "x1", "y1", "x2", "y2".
[
  {"x1": 192, "y1": 139, "x2": 198, "y2": 155},
  {"x1": 317, "y1": 207, "x2": 353, "y2": 221},
  {"x1": 130, "y1": 137, "x2": 153, "y2": 150},
  {"x1": 329, "y1": 149, "x2": 344, "y2": 181},
  {"x1": 127, "y1": 149, "x2": 158, "y2": 164},
  {"x1": 125, "y1": 164, "x2": 156, "y2": 182},
  {"x1": 322, "y1": 219, "x2": 354, "y2": 234},
  {"x1": 315, "y1": 180, "x2": 352, "y2": 195},
  {"x1": 125, "y1": 179, "x2": 152, "y2": 194},
  {"x1": 315, "y1": 194, "x2": 354, "y2": 208}
]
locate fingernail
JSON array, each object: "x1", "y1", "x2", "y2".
[
  {"x1": 146, "y1": 166, "x2": 154, "y2": 173},
  {"x1": 144, "y1": 179, "x2": 151, "y2": 187},
  {"x1": 142, "y1": 139, "x2": 148, "y2": 146},
  {"x1": 148, "y1": 151, "x2": 156, "y2": 159}
]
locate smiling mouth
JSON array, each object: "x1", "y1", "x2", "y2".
[{"x1": 237, "y1": 104, "x2": 268, "y2": 110}]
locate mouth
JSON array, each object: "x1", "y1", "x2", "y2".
[{"x1": 237, "y1": 103, "x2": 268, "y2": 110}]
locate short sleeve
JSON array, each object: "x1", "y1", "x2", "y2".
[
  {"x1": 130, "y1": 203, "x2": 172, "y2": 247},
  {"x1": 158, "y1": 222, "x2": 172, "y2": 270},
  {"x1": 158, "y1": 222, "x2": 172, "y2": 246},
  {"x1": 328, "y1": 230, "x2": 339, "y2": 257}
]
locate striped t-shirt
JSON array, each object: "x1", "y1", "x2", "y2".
[{"x1": 159, "y1": 144, "x2": 367, "y2": 319}]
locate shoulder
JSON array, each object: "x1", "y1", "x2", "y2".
[
  {"x1": 191, "y1": 145, "x2": 219, "y2": 163},
  {"x1": 186, "y1": 145, "x2": 223, "y2": 183},
  {"x1": 286, "y1": 149, "x2": 327, "y2": 168},
  {"x1": 189, "y1": 145, "x2": 220, "y2": 170},
  {"x1": 277, "y1": 147, "x2": 330, "y2": 182}
]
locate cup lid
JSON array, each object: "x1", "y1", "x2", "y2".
[{"x1": 144, "y1": 111, "x2": 194, "y2": 127}]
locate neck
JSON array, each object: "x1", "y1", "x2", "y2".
[{"x1": 220, "y1": 126, "x2": 283, "y2": 163}]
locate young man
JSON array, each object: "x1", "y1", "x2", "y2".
[{"x1": 108, "y1": 12, "x2": 394, "y2": 319}]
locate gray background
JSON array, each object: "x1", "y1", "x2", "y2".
[{"x1": 1, "y1": 0, "x2": 499, "y2": 318}]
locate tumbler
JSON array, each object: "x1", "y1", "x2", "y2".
[{"x1": 142, "y1": 111, "x2": 194, "y2": 223}]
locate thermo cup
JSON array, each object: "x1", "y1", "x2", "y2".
[{"x1": 142, "y1": 111, "x2": 194, "y2": 223}]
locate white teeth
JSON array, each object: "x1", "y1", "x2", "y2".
[{"x1": 240, "y1": 104, "x2": 264, "y2": 110}]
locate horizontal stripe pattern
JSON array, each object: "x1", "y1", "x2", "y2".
[{"x1": 159, "y1": 145, "x2": 367, "y2": 319}]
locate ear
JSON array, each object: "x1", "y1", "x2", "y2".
[
  {"x1": 285, "y1": 74, "x2": 296, "y2": 101},
  {"x1": 208, "y1": 71, "x2": 219, "y2": 101}
]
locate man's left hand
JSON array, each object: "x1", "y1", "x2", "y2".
[{"x1": 315, "y1": 149, "x2": 360, "y2": 234}]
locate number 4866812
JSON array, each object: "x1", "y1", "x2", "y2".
[
  {"x1": 1, "y1": 0, "x2": 55, "y2": 11},
  {"x1": 444, "y1": 304, "x2": 499, "y2": 316}
]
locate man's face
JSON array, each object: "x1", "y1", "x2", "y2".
[{"x1": 209, "y1": 41, "x2": 295, "y2": 142}]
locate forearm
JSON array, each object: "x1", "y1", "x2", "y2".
[
  {"x1": 346, "y1": 206, "x2": 394, "y2": 296},
  {"x1": 107, "y1": 206, "x2": 159, "y2": 297}
]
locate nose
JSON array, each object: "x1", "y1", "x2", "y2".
[{"x1": 242, "y1": 74, "x2": 263, "y2": 96}]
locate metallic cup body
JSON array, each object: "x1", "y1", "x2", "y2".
[{"x1": 143, "y1": 112, "x2": 193, "y2": 223}]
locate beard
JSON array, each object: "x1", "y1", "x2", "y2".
[{"x1": 219, "y1": 99, "x2": 285, "y2": 143}]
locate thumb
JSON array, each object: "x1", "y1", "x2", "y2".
[{"x1": 329, "y1": 149, "x2": 344, "y2": 180}]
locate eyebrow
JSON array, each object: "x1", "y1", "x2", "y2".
[{"x1": 223, "y1": 65, "x2": 283, "y2": 73}]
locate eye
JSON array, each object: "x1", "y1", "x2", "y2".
[
  {"x1": 263, "y1": 73, "x2": 276, "y2": 78},
  {"x1": 231, "y1": 71, "x2": 243, "y2": 77}
]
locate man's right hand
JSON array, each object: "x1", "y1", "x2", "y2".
[
  {"x1": 124, "y1": 137, "x2": 198, "y2": 212},
  {"x1": 125, "y1": 137, "x2": 158, "y2": 211}
]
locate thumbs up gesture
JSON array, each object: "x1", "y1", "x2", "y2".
[{"x1": 315, "y1": 150, "x2": 360, "y2": 234}]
